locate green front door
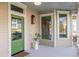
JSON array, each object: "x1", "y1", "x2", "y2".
[{"x1": 11, "y1": 15, "x2": 24, "y2": 55}]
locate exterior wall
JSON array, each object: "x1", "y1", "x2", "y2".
[
  {"x1": 26, "y1": 7, "x2": 40, "y2": 50},
  {"x1": 39, "y1": 40, "x2": 54, "y2": 47},
  {"x1": 0, "y1": 3, "x2": 9, "y2": 57},
  {"x1": 0, "y1": 2, "x2": 40, "y2": 56},
  {"x1": 56, "y1": 40, "x2": 71, "y2": 47},
  {"x1": 40, "y1": 10, "x2": 73, "y2": 47}
]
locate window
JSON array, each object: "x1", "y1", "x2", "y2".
[
  {"x1": 11, "y1": 5, "x2": 23, "y2": 13},
  {"x1": 59, "y1": 14, "x2": 67, "y2": 38},
  {"x1": 41, "y1": 16, "x2": 51, "y2": 40}
]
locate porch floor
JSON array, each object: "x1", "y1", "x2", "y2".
[{"x1": 27, "y1": 45, "x2": 79, "y2": 57}]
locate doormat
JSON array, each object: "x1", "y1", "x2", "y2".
[{"x1": 13, "y1": 51, "x2": 29, "y2": 57}]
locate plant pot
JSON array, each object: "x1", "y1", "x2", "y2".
[{"x1": 34, "y1": 41, "x2": 39, "y2": 50}]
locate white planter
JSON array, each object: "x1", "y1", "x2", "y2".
[{"x1": 34, "y1": 41, "x2": 39, "y2": 50}]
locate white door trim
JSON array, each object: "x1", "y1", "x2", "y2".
[
  {"x1": 8, "y1": 2, "x2": 11, "y2": 57},
  {"x1": 8, "y1": 2, "x2": 27, "y2": 56}
]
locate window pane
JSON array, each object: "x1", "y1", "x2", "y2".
[
  {"x1": 59, "y1": 14, "x2": 67, "y2": 38},
  {"x1": 41, "y1": 16, "x2": 51, "y2": 40}
]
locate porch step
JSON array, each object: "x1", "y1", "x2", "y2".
[{"x1": 13, "y1": 51, "x2": 29, "y2": 57}]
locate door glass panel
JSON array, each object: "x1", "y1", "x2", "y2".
[
  {"x1": 59, "y1": 14, "x2": 67, "y2": 38},
  {"x1": 12, "y1": 19, "x2": 22, "y2": 40},
  {"x1": 41, "y1": 16, "x2": 52, "y2": 40}
]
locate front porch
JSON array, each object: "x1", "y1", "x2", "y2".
[
  {"x1": 0, "y1": 2, "x2": 79, "y2": 57},
  {"x1": 27, "y1": 45, "x2": 79, "y2": 57}
]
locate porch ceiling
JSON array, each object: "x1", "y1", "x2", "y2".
[{"x1": 22, "y1": 2, "x2": 78, "y2": 14}]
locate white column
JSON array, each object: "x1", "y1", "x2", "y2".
[
  {"x1": 53, "y1": 9, "x2": 57, "y2": 47},
  {"x1": 77, "y1": 8, "x2": 79, "y2": 47}
]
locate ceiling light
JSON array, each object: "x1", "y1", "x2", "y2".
[{"x1": 34, "y1": 2, "x2": 42, "y2": 5}]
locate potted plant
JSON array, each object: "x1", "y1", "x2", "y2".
[{"x1": 33, "y1": 33, "x2": 41, "y2": 50}]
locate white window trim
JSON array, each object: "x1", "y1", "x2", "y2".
[
  {"x1": 40, "y1": 13, "x2": 54, "y2": 41},
  {"x1": 57, "y1": 10, "x2": 70, "y2": 40}
]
